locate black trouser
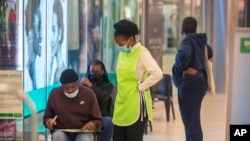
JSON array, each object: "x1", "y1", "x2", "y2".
[{"x1": 113, "y1": 117, "x2": 147, "y2": 141}]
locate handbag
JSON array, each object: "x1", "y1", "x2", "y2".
[{"x1": 204, "y1": 46, "x2": 215, "y2": 94}]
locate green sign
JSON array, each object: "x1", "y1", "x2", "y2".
[
  {"x1": 0, "y1": 113, "x2": 22, "y2": 118},
  {"x1": 240, "y1": 38, "x2": 250, "y2": 53}
]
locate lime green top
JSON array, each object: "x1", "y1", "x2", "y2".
[{"x1": 112, "y1": 46, "x2": 153, "y2": 126}]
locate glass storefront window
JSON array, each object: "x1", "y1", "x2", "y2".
[{"x1": 238, "y1": 0, "x2": 245, "y2": 27}]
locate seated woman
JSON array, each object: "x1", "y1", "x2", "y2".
[{"x1": 82, "y1": 60, "x2": 114, "y2": 141}]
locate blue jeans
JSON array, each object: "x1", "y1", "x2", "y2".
[
  {"x1": 100, "y1": 116, "x2": 113, "y2": 141},
  {"x1": 52, "y1": 131, "x2": 93, "y2": 141}
]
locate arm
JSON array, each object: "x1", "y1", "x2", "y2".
[
  {"x1": 82, "y1": 77, "x2": 113, "y2": 103},
  {"x1": 43, "y1": 91, "x2": 56, "y2": 130},
  {"x1": 90, "y1": 83, "x2": 113, "y2": 102},
  {"x1": 138, "y1": 50, "x2": 163, "y2": 91},
  {"x1": 206, "y1": 44, "x2": 213, "y2": 59},
  {"x1": 175, "y1": 41, "x2": 193, "y2": 71}
]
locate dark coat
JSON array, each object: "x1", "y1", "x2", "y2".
[
  {"x1": 172, "y1": 33, "x2": 213, "y2": 87},
  {"x1": 90, "y1": 80, "x2": 113, "y2": 116}
]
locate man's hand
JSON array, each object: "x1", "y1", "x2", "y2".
[
  {"x1": 81, "y1": 77, "x2": 93, "y2": 87},
  {"x1": 82, "y1": 121, "x2": 96, "y2": 131},
  {"x1": 46, "y1": 118, "x2": 57, "y2": 130},
  {"x1": 182, "y1": 67, "x2": 198, "y2": 77}
]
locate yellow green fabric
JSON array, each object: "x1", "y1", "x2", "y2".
[{"x1": 113, "y1": 46, "x2": 153, "y2": 126}]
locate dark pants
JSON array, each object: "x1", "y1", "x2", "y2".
[
  {"x1": 100, "y1": 116, "x2": 113, "y2": 141},
  {"x1": 178, "y1": 78, "x2": 207, "y2": 141},
  {"x1": 113, "y1": 117, "x2": 147, "y2": 141}
]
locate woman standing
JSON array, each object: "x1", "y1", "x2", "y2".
[
  {"x1": 112, "y1": 19, "x2": 163, "y2": 141},
  {"x1": 172, "y1": 17, "x2": 213, "y2": 141}
]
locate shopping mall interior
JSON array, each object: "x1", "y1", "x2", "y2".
[{"x1": 0, "y1": 0, "x2": 250, "y2": 141}]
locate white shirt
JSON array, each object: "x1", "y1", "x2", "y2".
[{"x1": 130, "y1": 42, "x2": 163, "y2": 91}]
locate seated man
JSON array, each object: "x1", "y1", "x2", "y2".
[
  {"x1": 82, "y1": 60, "x2": 114, "y2": 141},
  {"x1": 43, "y1": 69, "x2": 102, "y2": 141}
]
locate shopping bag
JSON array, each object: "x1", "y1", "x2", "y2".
[{"x1": 205, "y1": 46, "x2": 215, "y2": 94}]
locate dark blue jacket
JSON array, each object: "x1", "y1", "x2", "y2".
[{"x1": 172, "y1": 33, "x2": 213, "y2": 87}]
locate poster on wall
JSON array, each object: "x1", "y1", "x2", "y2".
[
  {"x1": 23, "y1": 0, "x2": 46, "y2": 91},
  {"x1": 0, "y1": 0, "x2": 21, "y2": 70},
  {"x1": 0, "y1": 70, "x2": 23, "y2": 141},
  {"x1": 74, "y1": 0, "x2": 102, "y2": 77},
  {"x1": 86, "y1": 0, "x2": 102, "y2": 65},
  {"x1": 23, "y1": 0, "x2": 48, "y2": 121},
  {"x1": 145, "y1": 1, "x2": 164, "y2": 68},
  {"x1": 47, "y1": 0, "x2": 67, "y2": 86},
  {"x1": 102, "y1": 0, "x2": 120, "y2": 73}
]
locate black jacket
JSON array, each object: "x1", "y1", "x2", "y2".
[{"x1": 90, "y1": 80, "x2": 113, "y2": 116}]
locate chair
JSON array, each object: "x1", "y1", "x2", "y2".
[{"x1": 150, "y1": 74, "x2": 175, "y2": 122}]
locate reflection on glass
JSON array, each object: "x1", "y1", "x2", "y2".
[
  {"x1": 86, "y1": 0, "x2": 102, "y2": 64},
  {"x1": 102, "y1": 0, "x2": 120, "y2": 72},
  {"x1": 167, "y1": 13, "x2": 178, "y2": 49},
  {"x1": 195, "y1": 0, "x2": 201, "y2": 32},
  {"x1": 78, "y1": 0, "x2": 102, "y2": 75},
  {"x1": 163, "y1": 4, "x2": 178, "y2": 52}
]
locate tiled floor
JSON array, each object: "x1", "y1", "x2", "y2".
[{"x1": 143, "y1": 93, "x2": 227, "y2": 141}]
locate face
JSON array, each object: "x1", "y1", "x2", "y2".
[
  {"x1": 61, "y1": 81, "x2": 79, "y2": 94},
  {"x1": 51, "y1": 13, "x2": 61, "y2": 57},
  {"x1": 114, "y1": 35, "x2": 132, "y2": 47},
  {"x1": 32, "y1": 10, "x2": 42, "y2": 53},
  {"x1": 90, "y1": 64, "x2": 103, "y2": 75}
]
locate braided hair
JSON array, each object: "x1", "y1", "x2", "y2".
[{"x1": 85, "y1": 60, "x2": 110, "y2": 83}]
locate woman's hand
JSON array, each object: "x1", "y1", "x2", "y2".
[
  {"x1": 81, "y1": 77, "x2": 93, "y2": 87},
  {"x1": 182, "y1": 67, "x2": 198, "y2": 77}
]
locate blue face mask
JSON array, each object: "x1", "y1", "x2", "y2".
[
  {"x1": 119, "y1": 39, "x2": 131, "y2": 53},
  {"x1": 119, "y1": 45, "x2": 131, "y2": 53}
]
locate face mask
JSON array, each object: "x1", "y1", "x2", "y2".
[
  {"x1": 119, "y1": 46, "x2": 131, "y2": 53},
  {"x1": 119, "y1": 39, "x2": 131, "y2": 53},
  {"x1": 64, "y1": 89, "x2": 79, "y2": 98},
  {"x1": 90, "y1": 73, "x2": 102, "y2": 82}
]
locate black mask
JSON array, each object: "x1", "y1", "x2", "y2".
[{"x1": 90, "y1": 73, "x2": 102, "y2": 82}]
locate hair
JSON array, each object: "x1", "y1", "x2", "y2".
[
  {"x1": 181, "y1": 16, "x2": 197, "y2": 34},
  {"x1": 85, "y1": 60, "x2": 110, "y2": 83},
  {"x1": 53, "y1": 0, "x2": 64, "y2": 45},
  {"x1": 25, "y1": 0, "x2": 41, "y2": 36},
  {"x1": 114, "y1": 19, "x2": 139, "y2": 39}
]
